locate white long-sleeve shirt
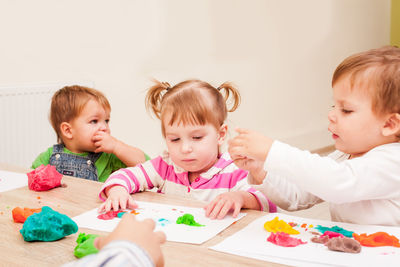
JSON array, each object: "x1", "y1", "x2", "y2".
[{"x1": 259, "y1": 141, "x2": 400, "y2": 226}]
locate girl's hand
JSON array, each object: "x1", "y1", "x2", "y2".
[
  {"x1": 98, "y1": 185, "x2": 137, "y2": 213},
  {"x1": 204, "y1": 192, "x2": 244, "y2": 219},
  {"x1": 228, "y1": 128, "x2": 273, "y2": 163},
  {"x1": 92, "y1": 131, "x2": 118, "y2": 154}
]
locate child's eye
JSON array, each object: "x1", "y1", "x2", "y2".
[
  {"x1": 105, "y1": 119, "x2": 110, "y2": 124},
  {"x1": 170, "y1": 138, "x2": 180, "y2": 142},
  {"x1": 341, "y1": 109, "x2": 353, "y2": 114},
  {"x1": 193, "y1": 136, "x2": 203, "y2": 140},
  {"x1": 90, "y1": 119, "x2": 98, "y2": 124}
]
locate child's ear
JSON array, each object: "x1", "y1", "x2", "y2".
[
  {"x1": 217, "y1": 124, "x2": 228, "y2": 145},
  {"x1": 382, "y1": 113, "x2": 400, "y2": 137},
  {"x1": 60, "y1": 122, "x2": 73, "y2": 140}
]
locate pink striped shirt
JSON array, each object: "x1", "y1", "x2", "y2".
[{"x1": 100, "y1": 152, "x2": 276, "y2": 212}]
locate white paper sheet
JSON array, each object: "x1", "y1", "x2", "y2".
[
  {"x1": 0, "y1": 170, "x2": 28, "y2": 192},
  {"x1": 210, "y1": 213, "x2": 400, "y2": 267},
  {"x1": 73, "y1": 200, "x2": 246, "y2": 244}
]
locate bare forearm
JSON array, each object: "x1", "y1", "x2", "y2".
[{"x1": 113, "y1": 141, "x2": 146, "y2": 166}]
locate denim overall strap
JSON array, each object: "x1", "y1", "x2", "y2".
[{"x1": 49, "y1": 144, "x2": 101, "y2": 181}]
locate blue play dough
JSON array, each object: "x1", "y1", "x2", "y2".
[{"x1": 20, "y1": 206, "x2": 78, "y2": 242}]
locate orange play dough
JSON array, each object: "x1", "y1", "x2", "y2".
[
  {"x1": 12, "y1": 207, "x2": 42, "y2": 223},
  {"x1": 353, "y1": 232, "x2": 400, "y2": 247}
]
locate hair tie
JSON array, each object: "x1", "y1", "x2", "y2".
[
  {"x1": 217, "y1": 86, "x2": 223, "y2": 91},
  {"x1": 162, "y1": 82, "x2": 171, "y2": 91}
]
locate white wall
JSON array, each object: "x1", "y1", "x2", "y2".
[{"x1": 0, "y1": 0, "x2": 391, "y2": 162}]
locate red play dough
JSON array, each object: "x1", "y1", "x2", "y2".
[
  {"x1": 97, "y1": 210, "x2": 120, "y2": 220},
  {"x1": 321, "y1": 231, "x2": 345, "y2": 239},
  {"x1": 267, "y1": 232, "x2": 307, "y2": 247},
  {"x1": 27, "y1": 165, "x2": 62, "y2": 191}
]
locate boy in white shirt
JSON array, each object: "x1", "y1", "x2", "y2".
[{"x1": 229, "y1": 46, "x2": 400, "y2": 226}]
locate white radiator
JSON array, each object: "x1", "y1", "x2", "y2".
[{"x1": 0, "y1": 82, "x2": 92, "y2": 168}]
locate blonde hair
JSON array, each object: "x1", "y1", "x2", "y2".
[
  {"x1": 50, "y1": 85, "x2": 111, "y2": 143},
  {"x1": 145, "y1": 79, "x2": 241, "y2": 137},
  {"x1": 332, "y1": 46, "x2": 400, "y2": 116}
]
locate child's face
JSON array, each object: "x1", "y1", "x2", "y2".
[
  {"x1": 68, "y1": 99, "x2": 110, "y2": 153},
  {"x1": 164, "y1": 118, "x2": 226, "y2": 174},
  {"x1": 328, "y1": 76, "x2": 388, "y2": 157}
]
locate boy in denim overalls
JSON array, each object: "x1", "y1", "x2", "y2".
[{"x1": 32, "y1": 85, "x2": 150, "y2": 182}]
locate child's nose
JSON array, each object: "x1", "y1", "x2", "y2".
[
  {"x1": 98, "y1": 122, "x2": 109, "y2": 132},
  {"x1": 328, "y1": 109, "x2": 336, "y2": 123},
  {"x1": 181, "y1": 141, "x2": 193, "y2": 153}
]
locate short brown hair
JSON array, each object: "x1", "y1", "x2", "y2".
[
  {"x1": 145, "y1": 79, "x2": 241, "y2": 137},
  {"x1": 332, "y1": 46, "x2": 400, "y2": 116},
  {"x1": 50, "y1": 85, "x2": 111, "y2": 143}
]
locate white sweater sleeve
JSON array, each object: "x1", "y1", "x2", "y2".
[
  {"x1": 263, "y1": 141, "x2": 400, "y2": 204},
  {"x1": 260, "y1": 172, "x2": 323, "y2": 211},
  {"x1": 62, "y1": 241, "x2": 154, "y2": 267}
]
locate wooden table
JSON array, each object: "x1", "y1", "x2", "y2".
[{"x1": 0, "y1": 164, "x2": 329, "y2": 267}]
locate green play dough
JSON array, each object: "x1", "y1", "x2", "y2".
[
  {"x1": 20, "y1": 206, "x2": 78, "y2": 242},
  {"x1": 74, "y1": 233, "x2": 99, "y2": 258},
  {"x1": 176, "y1": 213, "x2": 204, "y2": 227}
]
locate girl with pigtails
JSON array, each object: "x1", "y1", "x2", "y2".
[{"x1": 98, "y1": 79, "x2": 276, "y2": 219}]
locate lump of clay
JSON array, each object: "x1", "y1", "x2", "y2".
[
  {"x1": 267, "y1": 232, "x2": 306, "y2": 247},
  {"x1": 27, "y1": 164, "x2": 62, "y2": 191},
  {"x1": 353, "y1": 232, "x2": 400, "y2": 247},
  {"x1": 97, "y1": 210, "x2": 121, "y2": 220},
  {"x1": 12, "y1": 207, "x2": 42, "y2": 223},
  {"x1": 325, "y1": 237, "x2": 361, "y2": 253},
  {"x1": 314, "y1": 225, "x2": 354, "y2": 238},
  {"x1": 311, "y1": 235, "x2": 329, "y2": 244},
  {"x1": 264, "y1": 216, "x2": 299, "y2": 235},
  {"x1": 74, "y1": 233, "x2": 99, "y2": 258},
  {"x1": 20, "y1": 206, "x2": 78, "y2": 242},
  {"x1": 321, "y1": 231, "x2": 345, "y2": 239},
  {"x1": 176, "y1": 213, "x2": 204, "y2": 226}
]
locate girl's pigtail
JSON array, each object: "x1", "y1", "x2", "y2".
[
  {"x1": 217, "y1": 82, "x2": 241, "y2": 112},
  {"x1": 145, "y1": 79, "x2": 171, "y2": 119}
]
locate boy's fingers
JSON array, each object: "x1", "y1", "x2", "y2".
[
  {"x1": 155, "y1": 231, "x2": 167, "y2": 244},
  {"x1": 94, "y1": 236, "x2": 105, "y2": 250},
  {"x1": 142, "y1": 218, "x2": 156, "y2": 230},
  {"x1": 234, "y1": 128, "x2": 249, "y2": 135}
]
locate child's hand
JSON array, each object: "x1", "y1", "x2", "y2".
[
  {"x1": 95, "y1": 213, "x2": 166, "y2": 267},
  {"x1": 98, "y1": 185, "x2": 137, "y2": 213},
  {"x1": 92, "y1": 131, "x2": 118, "y2": 154},
  {"x1": 233, "y1": 157, "x2": 267, "y2": 185},
  {"x1": 204, "y1": 192, "x2": 244, "y2": 219},
  {"x1": 228, "y1": 128, "x2": 273, "y2": 163}
]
